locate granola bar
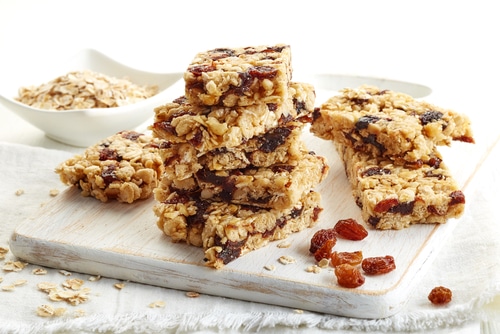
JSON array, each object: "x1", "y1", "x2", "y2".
[
  {"x1": 157, "y1": 150, "x2": 329, "y2": 210},
  {"x1": 336, "y1": 143, "x2": 466, "y2": 229},
  {"x1": 200, "y1": 121, "x2": 307, "y2": 170},
  {"x1": 150, "y1": 82, "x2": 315, "y2": 153},
  {"x1": 55, "y1": 131, "x2": 163, "y2": 203},
  {"x1": 184, "y1": 44, "x2": 292, "y2": 107},
  {"x1": 311, "y1": 85, "x2": 474, "y2": 164},
  {"x1": 153, "y1": 189, "x2": 322, "y2": 268}
]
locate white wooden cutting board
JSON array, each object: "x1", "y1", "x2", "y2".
[{"x1": 8, "y1": 76, "x2": 481, "y2": 319}]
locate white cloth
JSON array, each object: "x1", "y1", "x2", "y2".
[{"x1": 0, "y1": 141, "x2": 499, "y2": 334}]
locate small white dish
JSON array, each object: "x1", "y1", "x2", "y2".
[{"x1": 0, "y1": 49, "x2": 183, "y2": 147}]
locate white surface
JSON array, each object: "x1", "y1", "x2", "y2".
[
  {"x1": 1, "y1": 0, "x2": 499, "y2": 333},
  {"x1": 0, "y1": 48, "x2": 183, "y2": 147}
]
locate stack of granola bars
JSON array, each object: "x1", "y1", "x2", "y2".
[
  {"x1": 311, "y1": 85, "x2": 474, "y2": 229},
  {"x1": 150, "y1": 44, "x2": 329, "y2": 268}
]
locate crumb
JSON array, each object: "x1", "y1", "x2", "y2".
[
  {"x1": 277, "y1": 241, "x2": 291, "y2": 248},
  {"x1": 49, "y1": 189, "x2": 60, "y2": 197},
  {"x1": 278, "y1": 255, "x2": 296, "y2": 265},
  {"x1": 148, "y1": 300, "x2": 166, "y2": 308},
  {"x1": 186, "y1": 291, "x2": 200, "y2": 298},
  {"x1": 15, "y1": 189, "x2": 24, "y2": 196},
  {"x1": 114, "y1": 282, "x2": 125, "y2": 290},
  {"x1": 264, "y1": 264, "x2": 276, "y2": 271},
  {"x1": 59, "y1": 270, "x2": 72, "y2": 276}
]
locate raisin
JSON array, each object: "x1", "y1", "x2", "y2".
[
  {"x1": 309, "y1": 228, "x2": 337, "y2": 254},
  {"x1": 355, "y1": 115, "x2": 380, "y2": 130},
  {"x1": 330, "y1": 251, "x2": 363, "y2": 267},
  {"x1": 361, "y1": 167, "x2": 391, "y2": 177},
  {"x1": 374, "y1": 198, "x2": 399, "y2": 213},
  {"x1": 420, "y1": 111, "x2": 443, "y2": 125},
  {"x1": 188, "y1": 64, "x2": 216, "y2": 76},
  {"x1": 314, "y1": 239, "x2": 336, "y2": 262},
  {"x1": 333, "y1": 218, "x2": 368, "y2": 241},
  {"x1": 101, "y1": 164, "x2": 119, "y2": 185},
  {"x1": 428, "y1": 286, "x2": 452, "y2": 305},
  {"x1": 362, "y1": 255, "x2": 396, "y2": 275},
  {"x1": 334, "y1": 264, "x2": 365, "y2": 288},
  {"x1": 449, "y1": 190, "x2": 466, "y2": 205},
  {"x1": 248, "y1": 66, "x2": 278, "y2": 79},
  {"x1": 99, "y1": 147, "x2": 119, "y2": 161},
  {"x1": 120, "y1": 131, "x2": 141, "y2": 141}
]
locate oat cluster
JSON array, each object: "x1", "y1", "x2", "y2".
[{"x1": 16, "y1": 70, "x2": 158, "y2": 110}]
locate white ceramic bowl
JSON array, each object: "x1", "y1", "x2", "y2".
[{"x1": 0, "y1": 49, "x2": 183, "y2": 147}]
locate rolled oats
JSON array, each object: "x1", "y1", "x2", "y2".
[
  {"x1": 16, "y1": 70, "x2": 158, "y2": 111},
  {"x1": 2, "y1": 260, "x2": 28, "y2": 272},
  {"x1": 36, "y1": 304, "x2": 66, "y2": 317}
]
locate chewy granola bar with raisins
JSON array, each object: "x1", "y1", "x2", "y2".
[
  {"x1": 311, "y1": 85, "x2": 474, "y2": 165},
  {"x1": 153, "y1": 188, "x2": 322, "y2": 269},
  {"x1": 336, "y1": 143, "x2": 465, "y2": 229},
  {"x1": 55, "y1": 131, "x2": 163, "y2": 203},
  {"x1": 157, "y1": 120, "x2": 309, "y2": 185},
  {"x1": 184, "y1": 44, "x2": 292, "y2": 107},
  {"x1": 158, "y1": 150, "x2": 328, "y2": 210},
  {"x1": 150, "y1": 82, "x2": 315, "y2": 153}
]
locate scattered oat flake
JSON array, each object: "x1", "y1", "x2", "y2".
[
  {"x1": 32, "y1": 268, "x2": 48, "y2": 275},
  {"x1": 49, "y1": 189, "x2": 60, "y2": 196},
  {"x1": 294, "y1": 309, "x2": 304, "y2": 314},
  {"x1": 3, "y1": 260, "x2": 28, "y2": 272},
  {"x1": 49, "y1": 288, "x2": 91, "y2": 305},
  {"x1": 38, "y1": 282, "x2": 59, "y2": 292},
  {"x1": 15, "y1": 189, "x2": 24, "y2": 196},
  {"x1": 149, "y1": 300, "x2": 166, "y2": 308},
  {"x1": 278, "y1": 255, "x2": 296, "y2": 265},
  {"x1": 0, "y1": 277, "x2": 3, "y2": 283},
  {"x1": 318, "y1": 258, "x2": 330, "y2": 268},
  {"x1": 264, "y1": 264, "x2": 276, "y2": 271},
  {"x1": 14, "y1": 279, "x2": 28, "y2": 286},
  {"x1": 88, "y1": 275, "x2": 101, "y2": 282},
  {"x1": 37, "y1": 304, "x2": 66, "y2": 317},
  {"x1": 186, "y1": 291, "x2": 200, "y2": 298},
  {"x1": 59, "y1": 270, "x2": 72, "y2": 276},
  {"x1": 114, "y1": 282, "x2": 125, "y2": 290},
  {"x1": 277, "y1": 241, "x2": 291, "y2": 248},
  {"x1": 2, "y1": 284, "x2": 15, "y2": 291},
  {"x1": 63, "y1": 278, "x2": 84, "y2": 290},
  {"x1": 306, "y1": 265, "x2": 321, "y2": 274}
]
